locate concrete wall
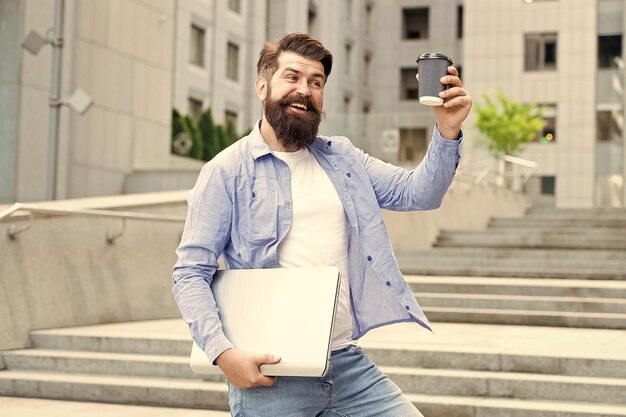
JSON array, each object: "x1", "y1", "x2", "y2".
[
  {"x1": 0, "y1": 184, "x2": 527, "y2": 352},
  {"x1": 0, "y1": 193, "x2": 187, "y2": 352}
]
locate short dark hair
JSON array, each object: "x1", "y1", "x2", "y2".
[{"x1": 257, "y1": 33, "x2": 333, "y2": 81}]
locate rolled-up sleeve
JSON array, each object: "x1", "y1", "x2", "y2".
[{"x1": 172, "y1": 162, "x2": 234, "y2": 363}]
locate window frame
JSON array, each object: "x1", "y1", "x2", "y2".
[
  {"x1": 226, "y1": 41, "x2": 240, "y2": 82},
  {"x1": 524, "y1": 32, "x2": 558, "y2": 72},
  {"x1": 402, "y1": 8, "x2": 430, "y2": 40},
  {"x1": 189, "y1": 24, "x2": 206, "y2": 67}
]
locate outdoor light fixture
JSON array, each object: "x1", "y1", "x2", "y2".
[
  {"x1": 65, "y1": 89, "x2": 93, "y2": 115},
  {"x1": 21, "y1": 30, "x2": 49, "y2": 55},
  {"x1": 20, "y1": 0, "x2": 93, "y2": 200}
]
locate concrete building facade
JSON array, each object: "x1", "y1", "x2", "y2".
[
  {"x1": 0, "y1": 0, "x2": 179, "y2": 202},
  {"x1": 1, "y1": 0, "x2": 625, "y2": 208},
  {"x1": 462, "y1": 0, "x2": 626, "y2": 208}
]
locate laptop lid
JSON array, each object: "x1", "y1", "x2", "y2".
[{"x1": 189, "y1": 266, "x2": 341, "y2": 377}]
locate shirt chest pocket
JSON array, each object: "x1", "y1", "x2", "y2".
[{"x1": 235, "y1": 181, "x2": 278, "y2": 243}]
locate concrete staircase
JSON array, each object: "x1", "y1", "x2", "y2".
[
  {"x1": 397, "y1": 208, "x2": 626, "y2": 329},
  {"x1": 2, "y1": 208, "x2": 626, "y2": 416},
  {"x1": 1, "y1": 321, "x2": 626, "y2": 417}
]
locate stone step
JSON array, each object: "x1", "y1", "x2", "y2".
[
  {"x1": 423, "y1": 307, "x2": 626, "y2": 329},
  {"x1": 485, "y1": 226, "x2": 626, "y2": 235},
  {"x1": 7, "y1": 343, "x2": 626, "y2": 380},
  {"x1": 490, "y1": 218, "x2": 626, "y2": 228},
  {"x1": 1, "y1": 349, "x2": 222, "y2": 383},
  {"x1": 0, "y1": 397, "x2": 232, "y2": 417},
  {"x1": 526, "y1": 208, "x2": 626, "y2": 218},
  {"x1": 396, "y1": 254, "x2": 626, "y2": 270},
  {"x1": 405, "y1": 276, "x2": 626, "y2": 299},
  {"x1": 30, "y1": 332, "x2": 192, "y2": 356},
  {"x1": 438, "y1": 230, "x2": 626, "y2": 242},
  {"x1": 2, "y1": 370, "x2": 625, "y2": 417},
  {"x1": 406, "y1": 393, "x2": 626, "y2": 417},
  {"x1": 399, "y1": 264, "x2": 626, "y2": 279},
  {"x1": 362, "y1": 345, "x2": 626, "y2": 378},
  {"x1": 382, "y1": 366, "x2": 626, "y2": 405},
  {"x1": 399, "y1": 247, "x2": 626, "y2": 261},
  {"x1": 435, "y1": 238, "x2": 626, "y2": 251},
  {"x1": 0, "y1": 371, "x2": 230, "y2": 410},
  {"x1": 1, "y1": 367, "x2": 625, "y2": 410},
  {"x1": 415, "y1": 293, "x2": 626, "y2": 314}
]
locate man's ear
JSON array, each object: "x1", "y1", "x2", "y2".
[{"x1": 256, "y1": 76, "x2": 267, "y2": 101}]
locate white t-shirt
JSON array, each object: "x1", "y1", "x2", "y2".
[{"x1": 273, "y1": 148, "x2": 354, "y2": 351}]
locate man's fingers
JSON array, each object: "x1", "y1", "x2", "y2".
[
  {"x1": 441, "y1": 96, "x2": 472, "y2": 108},
  {"x1": 439, "y1": 86, "x2": 468, "y2": 99},
  {"x1": 447, "y1": 65, "x2": 459, "y2": 76},
  {"x1": 256, "y1": 353, "x2": 281, "y2": 365},
  {"x1": 256, "y1": 375, "x2": 278, "y2": 387}
]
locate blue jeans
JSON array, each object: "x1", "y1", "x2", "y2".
[{"x1": 227, "y1": 345, "x2": 423, "y2": 417}]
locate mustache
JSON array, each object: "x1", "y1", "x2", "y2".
[{"x1": 279, "y1": 94, "x2": 318, "y2": 112}]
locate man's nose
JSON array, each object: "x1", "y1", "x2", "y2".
[{"x1": 295, "y1": 79, "x2": 311, "y2": 96}]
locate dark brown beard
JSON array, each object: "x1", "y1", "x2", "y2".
[{"x1": 264, "y1": 85, "x2": 323, "y2": 150}]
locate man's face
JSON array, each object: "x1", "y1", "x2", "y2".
[{"x1": 261, "y1": 52, "x2": 326, "y2": 149}]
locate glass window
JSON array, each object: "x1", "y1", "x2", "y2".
[
  {"x1": 225, "y1": 110, "x2": 238, "y2": 127},
  {"x1": 598, "y1": 35, "x2": 622, "y2": 68},
  {"x1": 308, "y1": 0, "x2": 318, "y2": 33},
  {"x1": 541, "y1": 176, "x2": 556, "y2": 195},
  {"x1": 365, "y1": 1, "x2": 373, "y2": 34},
  {"x1": 596, "y1": 110, "x2": 623, "y2": 142},
  {"x1": 535, "y1": 104, "x2": 557, "y2": 143},
  {"x1": 188, "y1": 97, "x2": 203, "y2": 122},
  {"x1": 227, "y1": 42, "x2": 240, "y2": 81},
  {"x1": 400, "y1": 68, "x2": 419, "y2": 100},
  {"x1": 399, "y1": 128, "x2": 427, "y2": 163},
  {"x1": 457, "y1": 6, "x2": 463, "y2": 39},
  {"x1": 524, "y1": 33, "x2": 558, "y2": 71},
  {"x1": 190, "y1": 25, "x2": 205, "y2": 67},
  {"x1": 345, "y1": 43, "x2": 352, "y2": 74},
  {"x1": 228, "y1": 0, "x2": 241, "y2": 13},
  {"x1": 403, "y1": 8, "x2": 429, "y2": 40}
]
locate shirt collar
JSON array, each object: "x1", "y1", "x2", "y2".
[
  {"x1": 249, "y1": 119, "x2": 332, "y2": 159},
  {"x1": 249, "y1": 119, "x2": 273, "y2": 160}
]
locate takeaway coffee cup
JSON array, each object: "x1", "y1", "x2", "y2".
[{"x1": 416, "y1": 53, "x2": 453, "y2": 106}]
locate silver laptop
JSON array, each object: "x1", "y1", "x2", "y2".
[{"x1": 189, "y1": 266, "x2": 341, "y2": 377}]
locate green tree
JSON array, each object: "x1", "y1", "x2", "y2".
[
  {"x1": 171, "y1": 106, "x2": 249, "y2": 162},
  {"x1": 224, "y1": 119, "x2": 239, "y2": 148},
  {"x1": 171, "y1": 108, "x2": 184, "y2": 154},
  {"x1": 475, "y1": 91, "x2": 545, "y2": 158},
  {"x1": 182, "y1": 115, "x2": 204, "y2": 160},
  {"x1": 198, "y1": 108, "x2": 219, "y2": 161}
]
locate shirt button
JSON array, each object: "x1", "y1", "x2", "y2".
[
  {"x1": 346, "y1": 172, "x2": 352, "y2": 177},
  {"x1": 252, "y1": 191, "x2": 256, "y2": 198},
  {"x1": 386, "y1": 281, "x2": 391, "y2": 286},
  {"x1": 367, "y1": 256, "x2": 372, "y2": 261},
  {"x1": 327, "y1": 141, "x2": 332, "y2": 146},
  {"x1": 405, "y1": 306, "x2": 410, "y2": 310}
]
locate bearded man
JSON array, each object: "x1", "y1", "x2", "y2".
[{"x1": 173, "y1": 32, "x2": 472, "y2": 416}]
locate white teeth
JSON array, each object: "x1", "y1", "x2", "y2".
[{"x1": 290, "y1": 103, "x2": 307, "y2": 110}]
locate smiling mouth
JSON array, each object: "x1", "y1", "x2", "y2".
[{"x1": 288, "y1": 103, "x2": 308, "y2": 111}]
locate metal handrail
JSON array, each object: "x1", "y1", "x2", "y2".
[{"x1": 0, "y1": 203, "x2": 185, "y2": 241}]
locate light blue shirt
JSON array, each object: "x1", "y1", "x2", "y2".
[{"x1": 172, "y1": 121, "x2": 462, "y2": 363}]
